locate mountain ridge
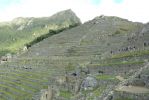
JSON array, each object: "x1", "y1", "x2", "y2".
[{"x1": 0, "y1": 9, "x2": 81, "y2": 56}]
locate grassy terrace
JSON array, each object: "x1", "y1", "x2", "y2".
[
  {"x1": 81, "y1": 86, "x2": 106, "y2": 100},
  {"x1": 95, "y1": 74, "x2": 116, "y2": 80},
  {"x1": 89, "y1": 61, "x2": 144, "y2": 67},
  {"x1": 0, "y1": 58, "x2": 63, "y2": 100},
  {"x1": 59, "y1": 90, "x2": 73, "y2": 99},
  {"x1": 111, "y1": 50, "x2": 149, "y2": 59},
  {"x1": 0, "y1": 75, "x2": 50, "y2": 99}
]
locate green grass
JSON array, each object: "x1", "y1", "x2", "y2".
[
  {"x1": 3, "y1": 75, "x2": 45, "y2": 89},
  {"x1": 0, "y1": 58, "x2": 58, "y2": 99},
  {"x1": 112, "y1": 30, "x2": 121, "y2": 35},
  {"x1": 82, "y1": 86, "x2": 106, "y2": 100},
  {"x1": 0, "y1": 88, "x2": 32, "y2": 100},
  {"x1": 0, "y1": 25, "x2": 75, "y2": 56},
  {"x1": 0, "y1": 83, "x2": 27, "y2": 95},
  {"x1": 92, "y1": 86, "x2": 106, "y2": 97},
  {"x1": 0, "y1": 26, "x2": 48, "y2": 56},
  {"x1": 0, "y1": 69, "x2": 51, "y2": 99},
  {"x1": 112, "y1": 50, "x2": 149, "y2": 59},
  {"x1": 95, "y1": 74, "x2": 116, "y2": 80},
  {"x1": 65, "y1": 62, "x2": 76, "y2": 72},
  {"x1": 1, "y1": 79, "x2": 38, "y2": 92},
  {"x1": 0, "y1": 69, "x2": 52, "y2": 99},
  {"x1": 59, "y1": 90, "x2": 73, "y2": 99},
  {"x1": 116, "y1": 98, "x2": 133, "y2": 100},
  {"x1": 0, "y1": 50, "x2": 11, "y2": 56},
  {"x1": 0, "y1": 89, "x2": 17, "y2": 100}
]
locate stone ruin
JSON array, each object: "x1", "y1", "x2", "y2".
[
  {"x1": 0, "y1": 53, "x2": 12, "y2": 64},
  {"x1": 144, "y1": 41, "x2": 149, "y2": 47},
  {"x1": 40, "y1": 66, "x2": 99, "y2": 99},
  {"x1": 40, "y1": 86, "x2": 53, "y2": 100},
  {"x1": 110, "y1": 45, "x2": 137, "y2": 55}
]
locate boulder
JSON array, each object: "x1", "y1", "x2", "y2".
[
  {"x1": 23, "y1": 46, "x2": 28, "y2": 51},
  {"x1": 81, "y1": 76, "x2": 98, "y2": 90},
  {"x1": 1, "y1": 56, "x2": 7, "y2": 61}
]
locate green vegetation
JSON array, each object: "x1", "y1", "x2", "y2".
[
  {"x1": 82, "y1": 86, "x2": 106, "y2": 100},
  {"x1": 0, "y1": 9, "x2": 81, "y2": 56},
  {"x1": 92, "y1": 86, "x2": 106, "y2": 97},
  {"x1": 26, "y1": 24, "x2": 78, "y2": 48},
  {"x1": 0, "y1": 58, "x2": 56, "y2": 100},
  {"x1": 0, "y1": 49, "x2": 13, "y2": 56},
  {"x1": 0, "y1": 25, "x2": 49, "y2": 55},
  {"x1": 59, "y1": 90, "x2": 73, "y2": 99},
  {"x1": 113, "y1": 30, "x2": 121, "y2": 35},
  {"x1": 95, "y1": 74, "x2": 116, "y2": 80},
  {"x1": 65, "y1": 62, "x2": 76, "y2": 73},
  {"x1": 116, "y1": 98, "x2": 133, "y2": 100},
  {"x1": 0, "y1": 24, "x2": 77, "y2": 56}
]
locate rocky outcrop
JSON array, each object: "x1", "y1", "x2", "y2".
[
  {"x1": 12, "y1": 9, "x2": 81, "y2": 31},
  {"x1": 81, "y1": 76, "x2": 98, "y2": 91}
]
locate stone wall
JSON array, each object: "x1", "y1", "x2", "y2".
[{"x1": 40, "y1": 87, "x2": 53, "y2": 100}]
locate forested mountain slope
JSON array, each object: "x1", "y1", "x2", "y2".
[{"x1": 0, "y1": 9, "x2": 81, "y2": 56}]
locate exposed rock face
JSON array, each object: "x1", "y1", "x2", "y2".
[
  {"x1": 23, "y1": 46, "x2": 28, "y2": 51},
  {"x1": 81, "y1": 76, "x2": 98, "y2": 90},
  {"x1": 11, "y1": 9, "x2": 81, "y2": 30},
  {"x1": 17, "y1": 25, "x2": 25, "y2": 30},
  {"x1": 49, "y1": 9, "x2": 81, "y2": 26},
  {"x1": 140, "y1": 23, "x2": 149, "y2": 34}
]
